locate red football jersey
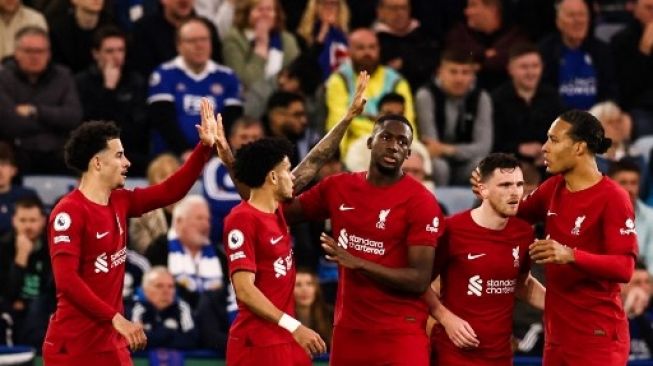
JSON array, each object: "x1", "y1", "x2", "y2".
[
  {"x1": 44, "y1": 143, "x2": 211, "y2": 356},
  {"x1": 432, "y1": 211, "x2": 534, "y2": 360},
  {"x1": 223, "y1": 201, "x2": 295, "y2": 346},
  {"x1": 518, "y1": 175, "x2": 638, "y2": 344},
  {"x1": 298, "y1": 172, "x2": 443, "y2": 332}
]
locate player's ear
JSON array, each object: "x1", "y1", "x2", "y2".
[
  {"x1": 269, "y1": 170, "x2": 278, "y2": 185},
  {"x1": 479, "y1": 182, "x2": 489, "y2": 199}
]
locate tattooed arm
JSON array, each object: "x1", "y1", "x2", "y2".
[{"x1": 291, "y1": 71, "x2": 369, "y2": 194}]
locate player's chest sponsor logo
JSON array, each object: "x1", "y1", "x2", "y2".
[
  {"x1": 338, "y1": 228, "x2": 385, "y2": 256},
  {"x1": 273, "y1": 250, "x2": 294, "y2": 278},
  {"x1": 620, "y1": 218, "x2": 637, "y2": 235},
  {"x1": 467, "y1": 275, "x2": 516, "y2": 296},
  {"x1": 376, "y1": 209, "x2": 391, "y2": 230},
  {"x1": 94, "y1": 246, "x2": 127, "y2": 274},
  {"x1": 571, "y1": 215, "x2": 586, "y2": 236},
  {"x1": 426, "y1": 216, "x2": 440, "y2": 233}
]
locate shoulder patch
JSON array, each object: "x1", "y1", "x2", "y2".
[
  {"x1": 149, "y1": 71, "x2": 161, "y2": 87},
  {"x1": 53, "y1": 212, "x2": 71, "y2": 231},
  {"x1": 227, "y1": 229, "x2": 244, "y2": 250}
]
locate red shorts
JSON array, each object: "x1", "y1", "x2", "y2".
[
  {"x1": 42, "y1": 343, "x2": 131, "y2": 366},
  {"x1": 543, "y1": 339, "x2": 629, "y2": 366},
  {"x1": 226, "y1": 336, "x2": 311, "y2": 366},
  {"x1": 430, "y1": 328, "x2": 511, "y2": 366},
  {"x1": 330, "y1": 326, "x2": 429, "y2": 366}
]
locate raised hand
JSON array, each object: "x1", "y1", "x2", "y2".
[
  {"x1": 196, "y1": 98, "x2": 217, "y2": 147},
  {"x1": 344, "y1": 71, "x2": 369, "y2": 121},
  {"x1": 213, "y1": 110, "x2": 235, "y2": 168}
]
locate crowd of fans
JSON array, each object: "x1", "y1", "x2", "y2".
[{"x1": 1, "y1": 0, "x2": 653, "y2": 360}]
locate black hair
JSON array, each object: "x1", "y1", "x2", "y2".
[
  {"x1": 558, "y1": 110, "x2": 612, "y2": 155},
  {"x1": 440, "y1": 47, "x2": 477, "y2": 66},
  {"x1": 14, "y1": 195, "x2": 45, "y2": 215},
  {"x1": 266, "y1": 91, "x2": 305, "y2": 112},
  {"x1": 378, "y1": 92, "x2": 405, "y2": 109},
  {"x1": 92, "y1": 25, "x2": 126, "y2": 50},
  {"x1": 234, "y1": 137, "x2": 294, "y2": 188},
  {"x1": 508, "y1": 42, "x2": 541, "y2": 61},
  {"x1": 607, "y1": 159, "x2": 641, "y2": 178},
  {"x1": 0, "y1": 142, "x2": 16, "y2": 166},
  {"x1": 478, "y1": 153, "x2": 521, "y2": 182},
  {"x1": 374, "y1": 114, "x2": 414, "y2": 134},
  {"x1": 64, "y1": 121, "x2": 121, "y2": 174}
]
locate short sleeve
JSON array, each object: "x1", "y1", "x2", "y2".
[
  {"x1": 223, "y1": 213, "x2": 258, "y2": 276},
  {"x1": 147, "y1": 68, "x2": 174, "y2": 104},
  {"x1": 406, "y1": 190, "x2": 444, "y2": 247},
  {"x1": 296, "y1": 176, "x2": 333, "y2": 221},
  {"x1": 602, "y1": 186, "x2": 638, "y2": 257},
  {"x1": 49, "y1": 200, "x2": 83, "y2": 258}
]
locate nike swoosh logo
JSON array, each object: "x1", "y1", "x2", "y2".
[
  {"x1": 270, "y1": 235, "x2": 284, "y2": 245},
  {"x1": 547, "y1": 211, "x2": 557, "y2": 216},
  {"x1": 96, "y1": 231, "x2": 109, "y2": 239},
  {"x1": 339, "y1": 204, "x2": 355, "y2": 211},
  {"x1": 467, "y1": 253, "x2": 486, "y2": 260}
]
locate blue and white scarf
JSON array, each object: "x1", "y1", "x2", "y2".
[{"x1": 167, "y1": 234, "x2": 223, "y2": 293}]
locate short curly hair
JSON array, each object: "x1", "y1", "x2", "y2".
[
  {"x1": 64, "y1": 121, "x2": 121, "y2": 174},
  {"x1": 234, "y1": 137, "x2": 294, "y2": 188}
]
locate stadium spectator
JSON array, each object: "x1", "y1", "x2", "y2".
[
  {"x1": 75, "y1": 25, "x2": 149, "y2": 176},
  {"x1": 203, "y1": 117, "x2": 263, "y2": 246},
  {"x1": 622, "y1": 260, "x2": 653, "y2": 360},
  {"x1": 416, "y1": 48, "x2": 493, "y2": 186},
  {"x1": 325, "y1": 28, "x2": 416, "y2": 157},
  {"x1": 48, "y1": 0, "x2": 113, "y2": 74},
  {"x1": 122, "y1": 249, "x2": 151, "y2": 317},
  {"x1": 222, "y1": 0, "x2": 300, "y2": 91},
  {"x1": 372, "y1": 0, "x2": 439, "y2": 90},
  {"x1": 145, "y1": 195, "x2": 224, "y2": 308},
  {"x1": 111, "y1": 0, "x2": 159, "y2": 31},
  {"x1": 0, "y1": 196, "x2": 51, "y2": 345},
  {"x1": 129, "y1": 154, "x2": 180, "y2": 254},
  {"x1": 294, "y1": 268, "x2": 334, "y2": 349},
  {"x1": 147, "y1": 18, "x2": 243, "y2": 156},
  {"x1": 264, "y1": 91, "x2": 320, "y2": 167},
  {"x1": 589, "y1": 101, "x2": 635, "y2": 163},
  {"x1": 194, "y1": 285, "x2": 230, "y2": 355},
  {"x1": 0, "y1": 142, "x2": 38, "y2": 237},
  {"x1": 539, "y1": 0, "x2": 618, "y2": 110},
  {"x1": 0, "y1": 0, "x2": 47, "y2": 60},
  {"x1": 296, "y1": 0, "x2": 349, "y2": 81},
  {"x1": 611, "y1": 0, "x2": 653, "y2": 138},
  {"x1": 608, "y1": 160, "x2": 653, "y2": 270},
  {"x1": 131, "y1": 0, "x2": 223, "y2": 78},
  {"x1": 131, "y1": 266, "x2": 198, "y2": 350},
  {"x1": 492, "y1": 43, "x2": 565, "y2": 166},
  {"x1": 0, "y1": 26, "x2": 82, "y2": 175},
  {"x1": 401, "y1": 140, "x2": 436, "y2": 192},
  {"x1": 445, "y1": 0, "x2": 529, "y2": 91}
]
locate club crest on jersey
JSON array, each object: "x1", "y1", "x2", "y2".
[
  {"x1": 376, "y1": 209, "x2": 391, "y2": 229},
  {"x1": 571, "y1": 215, "x2": 586, "y2": 235},
  {"x1": 620, "y1": 218, "x2": 637, "y2": 235},
  {"x1": 512, "y1": 245, "x2": 520, "y2": 268},
  {"x1": 53, "y1": 212, "x2": 71, "y2": 231},
  {"x1": 227, "y1": 229, "x2": 244, "y2": 250}
]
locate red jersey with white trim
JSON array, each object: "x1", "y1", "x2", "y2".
[
  {"x1": 432, "y1": 211, "x2": 533, "y2": 360},
  {"x1": 518, "y1": 175, "x2": 638, "y2": 344},
  {"x1": 223, "y1": 201, "x2": 295, "y2": 346},
  {"x1": 297, "y1": 172, "x2": 443, "y2": 332}
]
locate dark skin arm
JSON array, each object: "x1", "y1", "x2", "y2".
[
  {"x1": 320, "y1": 232, "x2": 435, "y2": 294},
  {"x1": 213, "y1": 72, "x2": 370, "y2": 219}
]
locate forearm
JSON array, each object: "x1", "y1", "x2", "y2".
[
  {"x1": 573, "y1": 250, "x2": 635, "y2": 283},
  {"x1": 235, "y1": 281, "x2": 284, "y2": 324},
  {"x1": 357, "y1": 260, "x2": 431, "y2": 294},
  {"x1": 132, "y1": 143, "x2": 212, "y2": 215},
  {"x1": 292, "y1": 109, "x2": 353, "y2": 194},
  {"x1": 52, "y1": 254, "x2": 118, "y2": 321},
  {"x1": 515, "y1": 273, "x2": 545, "y2": 311}
]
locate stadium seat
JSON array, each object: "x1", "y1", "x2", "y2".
[
  {"x1": 22, "y1": 175, "x2": 78, "y2": 207},
  {"x1": 434, "y1": 186, "x2": 477, "y2": 215}
]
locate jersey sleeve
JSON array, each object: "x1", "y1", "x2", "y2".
[
  {"x1": 146, "y1": 68, "x2": 174, "y2": 104},
  {"x1": 517, "y1": 175, "x2": 560, "y2": 225},
  {"x1": 432, "y1": 226, "x2": 451, "y2": 279},
  {"x1": 223, "y1": 212, "x2": 258, "y2": 276},
  {"x1": 520, "y1": 227, "x2": 535, "y2": 274},
  {"x1": 296, "y1": 175, "x2": 333, "y2": 221},
  {"x1": 602, "y1": 185, "x2": 638, "y2": 257},
  {"x1": 405, "y1": 190, "x2": 444, "y2": 247},
  {"x1": 49, "y1": 200, "x2": 83, "y2": 258}
]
